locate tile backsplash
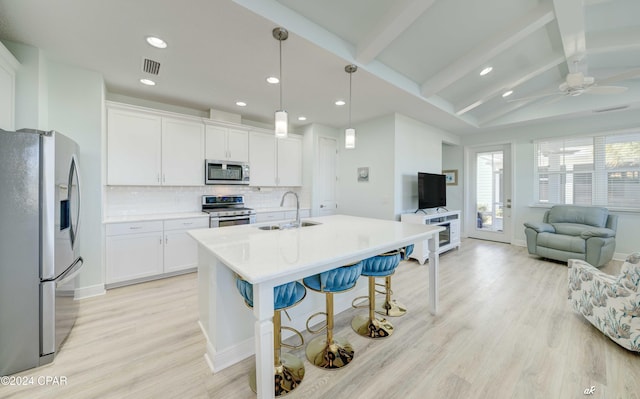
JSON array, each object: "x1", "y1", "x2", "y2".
[{"x1": 105, "y1": 185, "x2": 309, "y2": 217}]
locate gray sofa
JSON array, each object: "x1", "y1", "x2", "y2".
[{"x1": 524, "y1": 205, "x2": 617, "y2": 267}]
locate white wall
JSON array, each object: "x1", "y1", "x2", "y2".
[
  {"x1": 6, "y1": 41, "x2": 106, "y2": 295},
  {"x1": 459, "y1": 111, "x2": 640, "y2": 258},
  {"x1": 338, "y1": 114, "x2": 396, "y2": 220},
  {"x1": 442, "y1": 143, "x2": 464, "y2": 213},
  {"x1": 394, "y1": 114, "x2": 444, "y2": 216},
  {"x1": 3, "y1": 41, "x2": 48, "y2": 130},
  {"x1": 46, "y1": 61, "x2": 105, "y2": 294}
]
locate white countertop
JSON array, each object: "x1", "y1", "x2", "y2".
[
  {"x1": 103, "y1": 212, "x2": 208, "y2": 224},
  {"x1": 188, "y1": 214, "x2": 443, "y2": 284}
]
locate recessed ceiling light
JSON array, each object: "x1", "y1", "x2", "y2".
[
  {"x1": 480, "y1": 66, "x2": 493, "y2": 76},
  {"x1": 298, "y1": 116, "x2": 307, "y2": 121},
  {"x1": 266, "y1": 76, "x2": 279, "y2": 84},
  {"x1": 335, "y1": 100, "x2": 346, "y2": 106},
  {"x1": 235, "y1": 101, "x2": 247, "y2": 107},
  {"x1": 146, "y1": 36, "x2": 167, "y2": 49},
  {"x1": 502, "y1": 90, "x2": 513, "y2": 98},
  {"x1": 140, "y1": 78, "x2": 156, "y2": 86}
]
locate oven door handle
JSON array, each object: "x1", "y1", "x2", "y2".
[{"x1": 214, "y1": 215, "x2": 252, "y2": 222}]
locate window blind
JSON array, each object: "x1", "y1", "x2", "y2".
[{"x1": 534, "y1": 132, "x2": 640, "y2": 209}]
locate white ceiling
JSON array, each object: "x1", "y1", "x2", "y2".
[{"x1": 1, "y1": 0, "x2": 639, "y2": 136}]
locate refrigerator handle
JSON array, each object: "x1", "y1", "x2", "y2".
[
  {"x1": 68, "y1": 155, "x2": 81, "y2": 249},
  {"x1": 57, "y1": 257, "x2": 84, "y2": 286}
]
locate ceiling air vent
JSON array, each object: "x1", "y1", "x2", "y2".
[{"x1": 142, "y1": 58, "x2": 161, "y2": 75}]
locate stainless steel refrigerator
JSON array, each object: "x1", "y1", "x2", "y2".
[{"x1": 0, "y1": 128, "x2": 84, "y2": 375}]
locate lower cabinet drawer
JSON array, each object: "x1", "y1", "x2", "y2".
[{"x1": 106, "y1": 220, "x2": 163, "y2": 236}]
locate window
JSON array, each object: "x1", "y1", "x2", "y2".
[{"x1": 534, "y1": 132, "x2": 640, "y2": 210}]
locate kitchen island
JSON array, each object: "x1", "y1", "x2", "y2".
[{"x1": 189, "y1": 214, "x2": 443, "y2": 399}]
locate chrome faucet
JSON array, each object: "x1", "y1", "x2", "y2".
[{"x1": 280, "y1": 191, "x2": 300, "y2": 228}]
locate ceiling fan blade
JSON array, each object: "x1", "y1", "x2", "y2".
[
  {"x1": 507, "y1": 90, "x2": 562, "y2": 103},
  {"x1": 587, "y1": 85, "x2": 628, "y2": 94},
  {"x1": 598, "y1": 68, "x2": 640, "y2": 85}
]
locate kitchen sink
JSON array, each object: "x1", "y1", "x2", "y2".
[{"x1": 257, "y1": 221, "x2": 321, "y2": 230}]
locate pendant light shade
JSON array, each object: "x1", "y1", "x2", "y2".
[
  {"x1": 344, "y1": 64, "x2": 358, "y2": 149},
  {"x1": 275, "y1": 110, "x2": 288, "y2": 138},
  {"x1": 273, "y1": 27, "x2": 288, "y2": 138},
  {"x1": 345, "y1": 128, "x2": 356, "y2": 149}
]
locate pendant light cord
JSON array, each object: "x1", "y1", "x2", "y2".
[
  {"x1": 348, "y1": 71, "x2": 352, "y2": 128},
  {"x1": 279, "y1": 38, "x2": 283, "y2": 110}
]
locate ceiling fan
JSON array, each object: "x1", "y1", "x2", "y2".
[{"x1": 509, "y1": 67, "x2": 640, "y2": 103}]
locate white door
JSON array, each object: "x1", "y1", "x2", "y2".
[
  {"x1": 205, "y1": 125, "x2": 227, "y2": 160},
  {"x1": 318, "y1": 137, "x2": 337, "y2": 216},
  {"x1": 466, "y1": 144, "x2": 512, "y2": 243}
]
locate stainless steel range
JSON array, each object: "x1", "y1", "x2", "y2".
[{"x1": 202, "y1": 195, "x2": 256, "y2": 228}]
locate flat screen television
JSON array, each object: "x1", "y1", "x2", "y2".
[{"x1": 418, "y1": 172, "x2": 446, "y2": 209}]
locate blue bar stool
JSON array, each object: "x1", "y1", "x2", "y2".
[
  {"x1": 351, "y1": 250, "x2": 402, "y2": 338},
  {"x1": 236, "y1": 277, "x2": 307, "y2": 397},
  {"x1": 302, "y1": 262, "x2": 363, "y2": 369},
  {"x1": 375, "y1": 244, "x2": 413, "y2": 317}
]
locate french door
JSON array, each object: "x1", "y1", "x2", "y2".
[{"x1": 466, "y1": 144, "x2": 512, "y2": 243}]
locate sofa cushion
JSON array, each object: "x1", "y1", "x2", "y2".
[
  {"x1": 537, "y1": 231, "x2": 586, "y2": 253},
  {"x1": 547, "y1": 205, "x2": 608, "y2": 227},
  {"x1": 553, "y1": 223, "x2": 592, "y2": 237}
]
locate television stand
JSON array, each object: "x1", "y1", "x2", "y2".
[{"x1": 401, "y1": 210, "x2": 461, "y2": 264}]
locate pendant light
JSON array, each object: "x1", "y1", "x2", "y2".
[
  {"x1": 345, "y1": 64, "x2": 358, "y2": 149},
  {"x1": 273, "y1": 27, "x2": 288, "y2": 138}
]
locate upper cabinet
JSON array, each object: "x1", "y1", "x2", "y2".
[
  {"x1": 0, "y1": 42, "x2": 19, "y2": 131},
  {"x1": 162, "y1": 118, "x2": 205, "y2": 185},
  {"x1": 205, "y1": 125, "x2": 248, "y2": 163},
  {"x1": 249, "y1": 132, "x2": 302, "y2": 187},
  {"x1": 107, "y1": 104, "x2": 204, "y2": 186}
]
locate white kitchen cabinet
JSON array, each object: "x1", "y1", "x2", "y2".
[
  {"x1": 107, "y1": 104, "x2": 204, "y2": 186},
  {"x1": 249, "y1": 132, "x2": 302, "y2": 187},
  {"x1": 107, "y1": 108, "x2": 162, "y2": 185},
  {"x1": 162, "y1": 118, "x2": 205, "y2": 186},
  {"x1": 205, "y1": 125, "x2": 249, "y2": 162},
  {"x1": 400, "y1": 210, "x2": 461, "y2": 264},
  {"x1": 0, "y1": 42, "x2": 18, "y2": 131},
  {"x1": 105, "y1": 217, "x2": 209, "y2": 287},
  {"x1": 163, "y1": 217, "x2": 209, "y2": 273},
  {"x1": 277, "y1": 137, "x2": 302, "y2": 186},
  {"x1": 106, "y1": 221, "x2": 164, "y2": 284},
  {"x1": 249, "y1": 132, "x2": 277, "y2": 186}
]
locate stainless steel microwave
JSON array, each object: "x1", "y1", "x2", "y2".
[{"x1": 205, "y1": 160, "x2": 250, "y2": 185}]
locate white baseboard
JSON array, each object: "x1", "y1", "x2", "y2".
[
  {"x1": 75, "y1": 284, "x2": 106, "y2": 299},
  {"x1": 512, "y1": 239, "x2": 526, "y2": 247}
]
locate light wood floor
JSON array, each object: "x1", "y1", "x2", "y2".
[{"x1": 3, "y1": 239, "x2": 639, "y2": 399}]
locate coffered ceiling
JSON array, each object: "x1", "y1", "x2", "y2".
[{"x1": 1, "y1": 0, "x2": 639, "y2": 135}]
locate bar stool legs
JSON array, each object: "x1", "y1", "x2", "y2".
[
  {"x1": 249, "y1": 310, "x2": 305, "y2": 396},
  {"x1": 305, "y1": 292, "x2": 355, "y2": 369},
  {"x1": 351, "y1": 276, "x2": 394, "y2": 338},
  {"x1": 375, "y1": 245, "x2": 412, "y2": 317},
  {"x1": 375, "y1": 276, "x2": 407, "y2": 317}
]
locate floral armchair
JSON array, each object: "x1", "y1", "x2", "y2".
[{"x1": 568, "y1": 253, "x2": 640, "y2": 352}]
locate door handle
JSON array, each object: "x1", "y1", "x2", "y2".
[{"x1": 320, "y1": 205, "x2": 325, "y2": 208}]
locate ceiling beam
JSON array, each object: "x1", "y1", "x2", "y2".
[
  {"x1": 587, "y1": 26, "x2": 640, "y2": 55},
  {"x1": 356, "y1": 0, "x2": 437, "y2": 64},
  {"x1": 419, "y1": 3, "x2": 555, "y2": 98},
  {"x1": 455, "y1": 54, "x2": 565, "y2": 115},
  {"x1": 477, "y1": 85, "x2": 564, "y2": 126},
  {"x1": 552, "y1": 0, "x2": 586, "y2": 70}
]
